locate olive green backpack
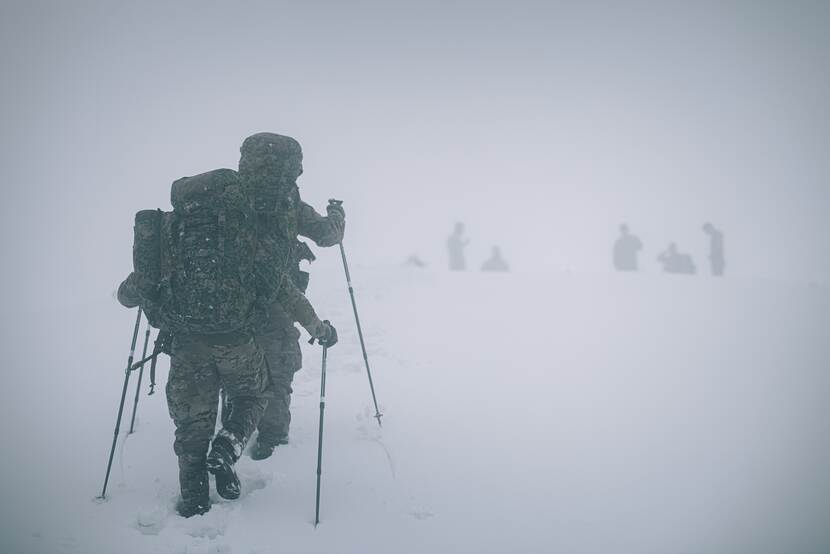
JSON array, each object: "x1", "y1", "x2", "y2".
[{"x1": 132, "y1": 168, "x2": 258, "y2": 334}]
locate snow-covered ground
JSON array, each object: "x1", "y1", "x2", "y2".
[{"x1": 3, "y1": 264, "x2": 830, "y2": 553}]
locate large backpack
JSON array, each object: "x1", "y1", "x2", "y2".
[{"x1": 132, "y1": 168, "x2": 259, "y2": 334}]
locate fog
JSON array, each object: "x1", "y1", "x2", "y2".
[
  {"x1": 1, "y1": 1, "x2": 829, "y2": 552},
  {"x1": 2, "y1": 0, "x2": 829, "y2": 311}
]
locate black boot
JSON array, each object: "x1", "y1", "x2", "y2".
[
  {"x1": 176, "y1": 497, "x2": 211, "y2": 518},
  {"x1": 249, "y1": 441, "x2": 276, "y2": 461},
  {"x1": 206, "y1": 430, "x2": 242, "y2": 500},
  {"x1": 176, "y1": 454, "x2": 211, "y2": 517},
  {"x1": 249, "y1": 436, "x2": 288, "y2": 461}
]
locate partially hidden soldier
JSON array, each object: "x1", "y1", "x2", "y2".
[
  {"x1": 117, "y1": 160, "x2": 336, "y2": 518},
  {"x1": 656, "y1": 242, "x2": 697, "y2": 275},
  {"x1": 235, "y1": 132, "x2": 345, "y2": 461},
  {"x1": 481, "y1": 245, "x2": 509, "y2": 272}
]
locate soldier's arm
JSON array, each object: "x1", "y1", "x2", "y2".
[
  {"x1": 275, "y1": 274, "x2": 328, "y2": 338},
  {"x1": 117, "y1": 273, "x2": 141, "y2": 308},
  {"x1": 297, "y1": 201, "x2": 345, "y2": 247}
]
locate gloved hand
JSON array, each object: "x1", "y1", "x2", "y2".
[
  {"x1": 327, "y1": 199, "x2": 345, "y2": 220},
  {"x1": 307, "y1": 319, "x2": 338, "y2": 347},
  {"x1": 318, "y1": 320, "x2": 338, "y2": 347}
]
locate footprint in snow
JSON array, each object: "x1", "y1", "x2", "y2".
[
  {"x1": 238, "y1": 473, "x2": 270, "y2": 495},
  {"x1": 135, "y1": 506, "x2": 167, "y2": 536},
  {"x1": 180, "y1": 512, "x2": 228, "y2": 540}
]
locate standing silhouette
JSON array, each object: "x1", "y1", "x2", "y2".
[
  {"x1": 702, "y1": 223, "x2": 725, "y2": 276},
  {"x1": 613, "y1": 223, "x2": 643, "y2": 272},
  {"x1": 447, "y1": 222, "x2": 470, "y2": 271}
]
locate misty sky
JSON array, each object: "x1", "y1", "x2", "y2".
[{"x1": 1, "y1": 0, "x2": 829, "y2": 314}]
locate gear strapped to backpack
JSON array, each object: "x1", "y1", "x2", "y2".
[{"x1": 132, "y1": 168, "x2": 260, "y2": 335}]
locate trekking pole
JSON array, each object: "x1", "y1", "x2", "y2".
[
  {"x1": 128, "y1": 323, "x2": 152, "y2": 434},
  {"x1": 330, "y1": 201, "x2": 382, "y2": 427},
  {"x1": 314, "y1": 343, "x2": 329, "y2": 526},
  {"x1": 99, "y1": 307, "x2": 143, "y2": 499},
  {"x1": 339, "y1": 241, "x2": 382, "y2": 426}
]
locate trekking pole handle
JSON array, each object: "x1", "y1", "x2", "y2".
[{"x1": 308, "y1": 320, "x2": 332, "y2": 345}]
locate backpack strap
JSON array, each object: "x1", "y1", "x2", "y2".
[{"x1": 148, "y1": 330, "x2": 173, "y2": 395}]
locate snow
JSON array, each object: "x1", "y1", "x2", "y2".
[{"x1": 3, "y1": 264, "x2": 830, "y2": 553}]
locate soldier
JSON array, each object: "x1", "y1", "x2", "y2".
[
  {"x1": 236, "y1": 133, "x2": 345, "y2": 461},
  {"x1": 117, "y1": 142, "x2": 337, "y2": 518},
  {"x1": 481, "y1": 245, "x2": 509, "y2": 272},
  {"x1": 702, "y1": 222, "x2": 725, "y2": 276},
  {"x1": 656, "y1": 242, "x2": 697, "y2": 275},
  {"x1": 447, "y1": 222, "x2": 469, "y2": 271},
  {"x1": 613, "y1": 223, "x2": 643, "y2": 272},
  {"x1": 119, "y1": 275, "x2": 334, "y2": 519}
]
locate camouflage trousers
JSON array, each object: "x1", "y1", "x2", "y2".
[
  {"x1": 166, "y1": 332, "x2": 270, "y2": 498},
  {"x1": 255, "y1": 326, "x2": 302, "y2": 448}
]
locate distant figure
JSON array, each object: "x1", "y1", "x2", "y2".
[
  {"x1": 702, "y1": 223, "x2": 725, "y2": 276},
  {"x1": 613, "y1": 223, "x2": 643, "y2": 271},
  {"x1": 404, "y1": 254, "x2": 426, "y2": 268},
  {"x1": 657, "y1": 243, "x2": 697, "y2": 274},
  {"x1": 447, "y1": 222, "x2": 469, "y2": 271},
  {"x1": 481, "y1": 246, "x2": 509, "y2": 272}
]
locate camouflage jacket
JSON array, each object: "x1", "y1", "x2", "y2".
[
  {"x1": 297, "y1": 201, "x2": 345, "y2": 248},
  {"x1": 257, "y1": 200, "x2": 345, "y2": 336}
]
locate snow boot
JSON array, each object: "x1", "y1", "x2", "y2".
[
  {"x1": 176, "y1": 454, "x2": 211, "y2": 517},
  {"x1": 206, "y1": 429, "x2": 243, "y2": 500},
  {"x1": 176, "y1": 497, "x2": 211, "y2": 518},
  {"x1": 249, "y1": 441, "x2": 274, "y2": 461},
  {"x1": 250, "y1": 435, "x2": 288, "y2": 460},
  {"x1": 248, "y1": 439, "x2": 276, "y2": 461}
]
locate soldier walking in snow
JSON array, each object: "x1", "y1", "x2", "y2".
[
  {"x1": 447, "y1": 222, "x2": 469, "y2": 271},
  {"x1": 239, "y1": 133, "x2": 344, "y2": 461},
  {"x1": 116, "y1": 135, "x2": 336, "y2": 518}
]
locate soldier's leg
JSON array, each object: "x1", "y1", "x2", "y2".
[
  {"x1": 206, "y1": 333, "x2": 270, "y2": 499},
  {"x1": 214, "y1": 334, "x2": 270, "y2": 447},
  {"x1": 255, "y1": 328, "x2": 302, "y2": 452},
  {"x1": 166, "y1": 335, "x2": 219, "y2": 516}
]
